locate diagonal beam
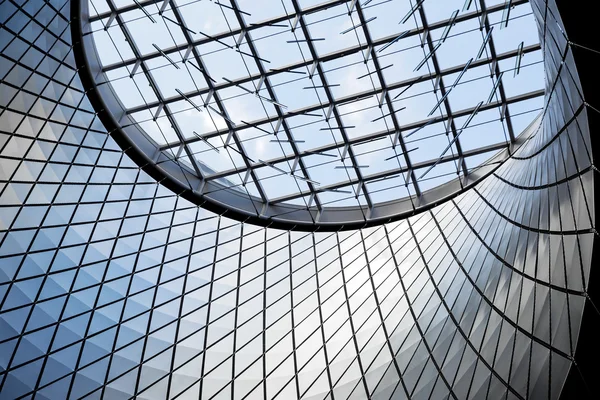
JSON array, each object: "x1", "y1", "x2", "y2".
[
  {"x1": 416, "y1": 5, "x2": 470, "y2": 179},
  {"x1": 167, "y1": 0, "x2": 269, "y2": 204},
  {"x1": 153, "y1": 44, "x2": 540, "y2": 151},
  {"x1": 99, "y1": 0, "x2": 529, "y2": 78},
  {"x1": 119, "y1": 8, "x2": 536, "y2": 116},
  {"x1": 91, "y1": 0, "x2": 351, "y2": 23},
  {"x1": 97, "y1": 0, "x2": 354, "y2": 70},
  {"x1": 289, "y1": 0, "x2": 374, "y2": 210},
  {"x1": 105, "y1": 0, "x2": 206, "y2": 185},
  {"x1": 268, "y1": 142, "x2": 511, "y2": 204},
  {"x1": 354, "y1": 1, "x2": 421, "y2": 197},
  {"x1": 199, "y1": 90, "x2": 543, "y2": 182},
  {"x1": 477, "y1": 0, "x2": 517, "y2": 143},
  {"x1": 227, "y1": 0, "x2": 323, "y2": 211}
]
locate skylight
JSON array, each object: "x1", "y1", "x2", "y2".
[{"x1": 82, "y1": 0, "x2": 545, "y2": 226}]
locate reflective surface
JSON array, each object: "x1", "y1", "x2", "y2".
[
  {"x1": 79, "y1": 0, "x2": 545, "y2": 226},
  {"x1": 0, "y1": 0, "x2": 595, "y2": 399}
]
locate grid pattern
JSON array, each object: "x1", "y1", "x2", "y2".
[
  {"x1": 79, "y1": 0, "x2": 546, "y2": 225},
  {"x1": 0, "y1": 0, "x2": 597, "y2": 399}
]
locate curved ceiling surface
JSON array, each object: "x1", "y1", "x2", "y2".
[
  {"x1": 0, "y1": 0, "x2": 597, "y2": 398},
  {"x1": 79, "y1": 0, "x2": 545, "y2": 228}
]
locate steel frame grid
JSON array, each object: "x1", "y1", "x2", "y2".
[
  {"x1": 163, "y1": 0, "x2": 272, "y2": 210},
  {"x1": 103, "y1": 0, "x2": 271, "y2": 214},
  {"x1": 350, "y1": 0, "x2": 422, "y2": 200},
  {"x1": 0, "y1": 0, "x2": 598, "y2": 398},
  {"x1": 91, "y1": 0, "x2": 528, "y2": 76},
  {"x1": 78, "y1": 0, "x2": 545, "y2": 228},
  {"x1": 286, "y1": 0, "x2": 376, "y2": 215},
  {"x1": 151, "y1": 47, "x2": 539, "y2": 154},
  {"x1": 413, "y1": 2, "x2": 471, "y2": 181},
  {"x1": 225, "y1": 0, "x2": 324, "y2": 214}
]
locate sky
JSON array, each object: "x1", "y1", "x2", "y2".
[{"x1": 86, "y1": 0, "x2": 545, "y2": 209}]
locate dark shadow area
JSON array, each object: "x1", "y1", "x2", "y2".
[{"x1": 556, "y1": 1, "x2": 600, "y2": 398}]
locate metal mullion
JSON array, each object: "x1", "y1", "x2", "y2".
[
  {"x1": 209, "y1": 252, "x2": 377, "y2": 400},
  {"x1": 98, "y1": 0, "x2": 352, "y2": 71},
  {"x1": 6, "y1": 231, "x2": 338, "y2": 390},
  {"x1": 416, "y1": 6, "x2": 470, "y2": 179},
  {"x1": 90, "y1": 0, "x2": 163, "y2": 21},
  {"x1": 164, "y1": 108, "x2": 206, "y2": 179},
  {"x1": 420, "y1": 215, "x2": 514, "y2": 399},
  {"x1": 167, "y1": 0, "x2": 269, "y2": 205},
  {"x1": 101, "y1": 0, "x2": 526, "y2": 77},
  {"x1": 468, "y1": 196, "x2": 532, "y2": 400},
  {"x1": 354, "y1": 2, "x2": 421, "y2": 197},
  {"x1": 286, "y1": 232, "x2": 301, "y2": 399},
  {"x1": 268, "y1": 142, "x2": 510, "y2": 204},
  {"x1": 174, "y1": 241, "x2": 359, "y2": 399},
  {"x1": 153, "y1": 48, "x2": 541, "y2": 151},
  {"x1": 428, "y1": 211, "x2": 500, "y2": 393},
  {"x1": 17, "y1": 162, "x2": 129, "y2": 399},
  {"x1": 0, "y1": 18, "x2": 76, "y2": 117},
  {"x1": 261, "y1": 228, "x2": 267, "y2": 400},
  {"x1": 477, "y1": 0, "x2": 517, "y2": 143},
  {"x1": 62, "y1": 165, "x2": 138, "y2": 399},
  {"x1": 106, "y1": 0, "x2": 204, "y2": 185},
  {"x1": 459, "y1": 199, "x2": 534, "y2": 399},
  {"x1": 554, "y1": 126, "x2": 594, "y2": 291},
  {"x1": 0, "y1": 81, "x2": 89, "y2": 114},
  {"x1": 0, "y1": 17, "x2": 80, "y2": 262},
  {"x1": 148, "y1": 1, "x2": 217, "y2": 180},
  {"x1": 228, "y1": 0, "x2": 322, "y2": 212},
  {"x1": 413, "y1": 223, "x2": 474, "y2": 397},
  {"x1": 7, "y1": 0, "x2": 72, "y2": 48},
  {"x1": 34, "y1": 234, "x2": 297, "y2": 394},
  {"x1": 164, "y1": 211, "x2": 204, "y2": 399},
  {"x1": 450, "y1": 196, "x2": 581, "y2": 356},
  {"x1": 76, "y1": 230, "x2": 366, "y2": 396},
  {"x1": 129, "y1": 201, "x2": 182, "y2": 398},
  {"x1": 290, "y1": 0, "x2": 374, "y2": 212},
  {"x1": 127, "y1": 45, "x2": 539, "y2": 119},
  {"x1": 101, "y1": 7, "x2": 195, "y2": 181},
  {"x1": 0, "y1": 24, "x2": 76, "y2": 73},
  {"x1": 472, "y1": 185, "x2": 592, "y2": 236},
  {"x1": 4, "y1": 94, "x2": 532, "y2": 193},
  {"x1": 0, "y1": 14, "x2": 75, "y2": 136},
  {"x1": 91, "y1": 0, "x2": 351, "y2": 24}
]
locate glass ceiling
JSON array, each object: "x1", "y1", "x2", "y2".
[{"x1": 84, "y1": 0, "x2": 544, "y2": 223}]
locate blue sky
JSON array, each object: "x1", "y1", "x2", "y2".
[{"x1": 87, "y1": 0, "x2": 544, "y2": 208}]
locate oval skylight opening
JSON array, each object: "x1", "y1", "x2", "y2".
[{"x1": 80, "y1": 0, "x2": 545, "y2": 229}]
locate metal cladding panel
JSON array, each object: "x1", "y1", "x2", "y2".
[{"x1": 0, "y1": 0, "x2": 595, "y2": 399}]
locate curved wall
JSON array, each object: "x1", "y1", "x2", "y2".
[{"x1": 0, "y1": 0, "x2": 595, "y2": 399}]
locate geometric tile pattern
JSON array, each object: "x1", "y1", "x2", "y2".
[{"x1": 0, "y1": 0, "x2": 595, "y2": 399}]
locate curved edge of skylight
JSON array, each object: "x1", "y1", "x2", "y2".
[{"x1": 73, "y1": 0, "x2": 544, "y2": 231}]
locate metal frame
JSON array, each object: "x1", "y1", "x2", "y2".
[{"x1": 74, "y1": 0, "x2": 544, "y2": 230}]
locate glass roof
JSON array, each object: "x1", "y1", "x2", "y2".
[{"x1": 84, "y1": 0, "x2": 544, "y2": 223}]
